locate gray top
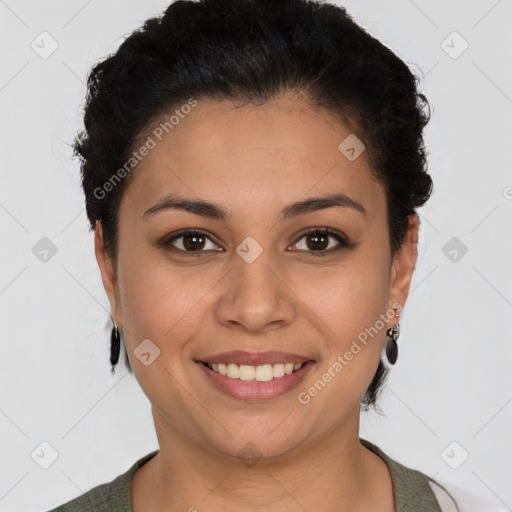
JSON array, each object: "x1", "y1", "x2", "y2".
[{"x1": 47, "y1": 439, "x2": 443, "y2": 511}]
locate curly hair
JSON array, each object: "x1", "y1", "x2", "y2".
[{"x1": 73, "y1": 0, "x2": 433, "y2": 409}]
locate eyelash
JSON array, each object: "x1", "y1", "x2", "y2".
[{"x1": 160, "y1": 227, "x2": 351, "y2": 257}]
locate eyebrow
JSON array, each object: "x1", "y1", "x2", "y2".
[{"x1": 142, "y1": 192, "x2": 367, "y2": 221}]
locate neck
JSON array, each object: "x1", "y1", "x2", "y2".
[{"x1": 131, "y1": 408, "x2": 393, "y2": 512}]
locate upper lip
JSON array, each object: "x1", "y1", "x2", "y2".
[{"x1": 197, "y1": 351, "x2": 313, "y2": 366}]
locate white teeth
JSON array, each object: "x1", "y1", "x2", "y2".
[
  {"x1": 206, "y1": 361, "x2": 305, "y2": 381},
  {"x1": 226, "y1": 363, "x2": 239, "y2": 379},
  {"x1": 273, "y1": 363, "x2": 285, "y2": 378},
  {"x1": 239, "y1": 365, "x2": 255, "y2": 381},
  {"x1": 255, "y1": 364, "x2": 273, "y2": 382}
]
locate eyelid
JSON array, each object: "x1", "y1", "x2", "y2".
[
  {"x1": 161, "y1": 228, "x2": 222, "y2": 254},
  {"x1": 291, "y1": 226, "x2": 351, "y2": 256},
  {"x1": 161, "y1": 226, "x2": 351, "y2": 255}
]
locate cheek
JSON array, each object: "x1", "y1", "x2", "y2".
[
  {"x1": 115, "y1": 254, "x2": 210, "y2": 423},
  {"x1": 299, "y1": 250, "x2": 390, "y2": 342},
  {"x1": 118, "y1": 230, "x2": 390, "y2": 348},
  {"x1": 117, "y1": 249, "x2": 218, "y2": 357},
  {"x1": 299, "y1": 254, "x2": 390, "y2": 402}
]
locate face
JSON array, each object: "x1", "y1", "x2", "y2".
[{"x1": 95, "y1": 93, "x2": 418, "y2": 461}]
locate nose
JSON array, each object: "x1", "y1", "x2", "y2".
[{"x1": 214, "y1": 248, "x2": 296, "y2": 335}]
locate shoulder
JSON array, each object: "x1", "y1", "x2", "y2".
[
  {"x1": 45, "y1": 473, "x2": 128, "y2": 512},
  {"x1": 429, "y1": 480, "x2": 508, "y2": 512},
  {"x1": 45, "y1": 450, "x2": 159, "y2": 512},
  {"x1": 361, "y1": 438, "x2": 443, "y2": 510},
  {"x1": 360, "y1": 438, "x2": 504, "y2": 512}
]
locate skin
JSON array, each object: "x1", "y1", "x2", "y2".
[{"x1": 95, "y1": 92, "x2": 418, "y2": 511}]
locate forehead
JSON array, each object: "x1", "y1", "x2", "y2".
[{"x1": 120, "y1": 95, "x2": 385, "y2": 222}]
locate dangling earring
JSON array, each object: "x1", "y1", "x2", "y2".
[
  {"x1": 110, "y1": 316, "x2": 121, "y2": 375},
  {"x1": 384, "y1": 307, "x2": 400, "y2": 365}
]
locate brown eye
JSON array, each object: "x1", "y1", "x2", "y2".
[
  {"x1": 163, "y1": 229, "x2": 221, "y2": 253},
  {"x1": 161, "y1": 227, "x2": 350, "y2": 257},
  {"x1": 304, "y1": 232, "x2": 329, "y2": 251},
  {"x1": 181, "y1": 232, "x2": 206, "y2": 251},
  {"x1": 290, "y1": 228, "x2": 349, "y2": 256}
]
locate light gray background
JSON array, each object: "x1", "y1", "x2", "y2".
[{"x1": 1, "y1": 1, "x2": 511, "y2": 510}]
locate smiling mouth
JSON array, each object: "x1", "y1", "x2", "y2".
[{"x1": 201, "y1": 361, "x2": 306, "y2": 381}]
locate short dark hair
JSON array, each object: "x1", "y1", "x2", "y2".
[{"x1": 74, "y1": 0, "x2": 433, "y2": 409}]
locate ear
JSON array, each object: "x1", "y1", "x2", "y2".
[
  {"x1": 94, "y1": 221, "x2": 123, "y2": 327},
  {"x1": 387, "y1": 213, "x2": 419, "y2": 319}
]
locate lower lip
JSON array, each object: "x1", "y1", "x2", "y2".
[{"x1": 196, "y1": 361, "x2": 315, "y2": 401}]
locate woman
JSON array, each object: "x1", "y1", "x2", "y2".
[{"x1": 48, "y1": 0, "x2": 497, "y2": 510}]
